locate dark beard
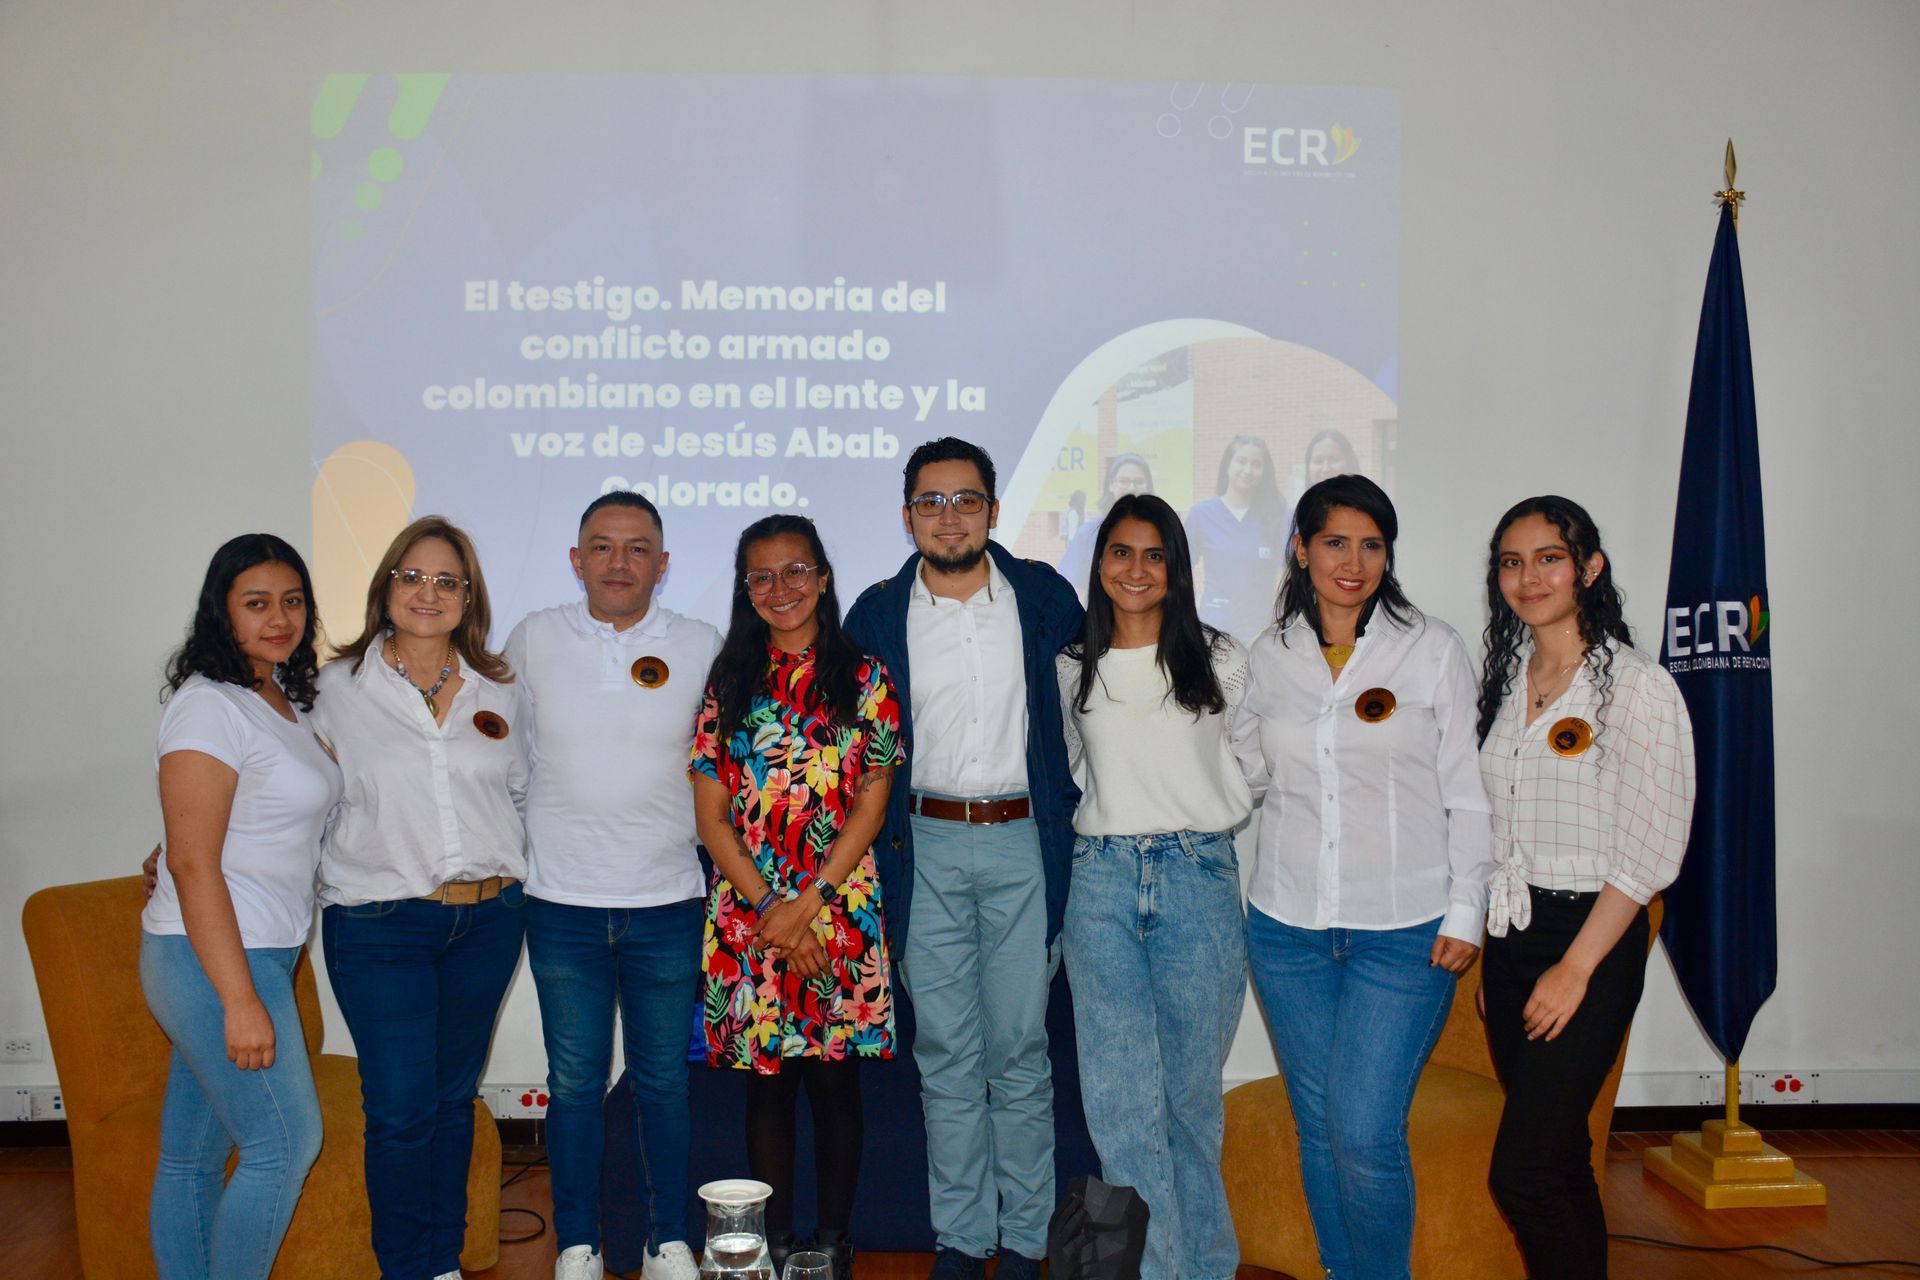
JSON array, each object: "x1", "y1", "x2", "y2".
[{"x1": 922, "y1": 542, "x2": 988, "y2": 576}]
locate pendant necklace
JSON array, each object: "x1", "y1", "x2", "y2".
[
  {"x1": 391, "y1": 636, "x2": 456, "y2": 717},
  {"x1": 1322, "y1": 642, "x2": 1354, "y2": 670},
  {"x1": 1528, "y1": 656, "x2": 1579, "y2": 709}
]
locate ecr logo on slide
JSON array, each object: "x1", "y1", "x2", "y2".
[{"x1": 1243, "y1": 123, "x2": 1360, "y2": 167}]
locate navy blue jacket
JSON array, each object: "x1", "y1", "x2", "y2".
[{"x1": 844, "y1": 541, "x2": 1084, "y2": 954}]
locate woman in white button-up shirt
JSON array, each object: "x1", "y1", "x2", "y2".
[
  {"x1": 1232, "y1": 475, "x2": 1494, "y2": 1280},
  {"x1": 1474, "y1": 497, "x2": 1693, "y2": 1280},
  {"x1": 310, "y1": 516, "x2": 529, "y2": 1280}
]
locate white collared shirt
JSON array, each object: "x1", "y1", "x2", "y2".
[
  {"x1": 1479, "y1": 639, "x2": 1695, "y2": 936},
  {"x1": 1057, "y1": 636, "x2": 1255, "y2": 837},
  {"x1": 1232, "y1": 612, "x2": 1495, "y2": 942},
  {"x1": 906, "y1": 554, "x2": 1029, "y2": 798},
  {"x1": 311, "y1": 643, "x2": 531, "y2": 905},
  {"x1": 505, "y1": 599, "x2": 722, "y2": 908}
]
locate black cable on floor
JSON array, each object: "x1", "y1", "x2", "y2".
[
  {"x1": 502, "y1": 1153, "x2": 549, "y2": 1191},
  {"x1": 500, "y1": 1154, "x2": 552, "y2": 1244},
  {"x1": 499, "y1": 1206, "x2": 548, "y2": 1246},
  {"x1": 1611, "y1": 1232, "x2": 1920, "y2": 1270}
]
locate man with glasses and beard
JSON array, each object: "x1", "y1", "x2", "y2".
[{"x1": 845, "y1": 438, "x2": 1084, "y2": 1280}]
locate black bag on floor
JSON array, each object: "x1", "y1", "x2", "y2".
[{"x1": 1046, "y1": 1175, "x2": 1148, "y2": 1280}]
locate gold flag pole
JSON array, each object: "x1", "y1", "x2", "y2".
[{"x1": 1641, "y1": 141, "x2": 1824, "y2": 1211}]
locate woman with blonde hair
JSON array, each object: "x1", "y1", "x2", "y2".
[{"x1": 311, "y1": 516, "x2": 530, "y2": 1280}]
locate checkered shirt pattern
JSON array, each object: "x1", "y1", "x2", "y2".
[{"x1": 1480, "y1": 640, "x2": 1695, "y2": 937}]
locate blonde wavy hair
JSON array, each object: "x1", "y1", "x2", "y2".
[{"x1": 330, "y1": 515, "x2": 513, "y2": 682}]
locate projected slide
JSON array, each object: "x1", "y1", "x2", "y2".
[{"x1": 312, "y1": 75, "x2": 1398, "y2": 643}]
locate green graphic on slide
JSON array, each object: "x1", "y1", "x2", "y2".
[
  {"x1": 387, "y1": 75, "x2": 449, "y2": 140},
  {"x1": 312, "y1": 74, "x2": 449, "y2": 243},
  {"x1": 311, "y1": 74, "x2": 367, "y2": 139}
]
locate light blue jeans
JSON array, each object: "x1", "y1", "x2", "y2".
[
  {"x1": 1245, "y1": 909, "x2": 1455, "y2": 1280},
  {"x1": 902, "y1": 804, "x2": 1055, "y2": 1259},
  {"x1": 1062, "y1": 830, "x2": 1247, "y2": 1280},
  {"x1": 139, "y1": 932, "x2": 324, "y2": 1280}
]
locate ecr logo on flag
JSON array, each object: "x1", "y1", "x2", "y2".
[{"x1": 1664, "y1": 594, "x2": 1770, "y2": 672}]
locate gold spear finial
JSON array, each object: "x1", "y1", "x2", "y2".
[{"x1": 1717, "y1": 138, "x2": 1745, "y2": 227}]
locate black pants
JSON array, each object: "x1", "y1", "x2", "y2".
[
  {"x1": 1483, "y1": 888, "x2": 1649, "y2": 1280},
  {"x1": 745, "y1": 1057, "x2": 864, "y2": 1236}
]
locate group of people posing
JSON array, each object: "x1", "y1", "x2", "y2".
[{"x1": 139, "y1": 434, "x2": 1694, "y2": 1280}]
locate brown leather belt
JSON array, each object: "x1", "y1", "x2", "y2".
[
  {"x1": 418, "y1": 876, "x2": 517, "y2": 905},
  {"x1": 908, "y1": 794, "x2": 1031, "y2": 825}
]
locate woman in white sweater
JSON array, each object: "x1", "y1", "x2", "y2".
[{"x1": 1057, "y1": 493, "x2": 1253, "y2": 1280}]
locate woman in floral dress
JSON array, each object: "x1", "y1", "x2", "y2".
[{"x1": 690, "y1": 514, "x2": 901, "y2": 1280}]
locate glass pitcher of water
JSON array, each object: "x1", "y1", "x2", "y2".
[{"x1": 698, "y1": 1178, "x2": 774, "y2": 1280}]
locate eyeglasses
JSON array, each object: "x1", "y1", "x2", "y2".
[
  {"x1": 908, "y1": 490, "x2": 990, "y2": 517},
  {"x1": 390, "y1": 568, "x2": 468, "y2": 593},
  {"x1": 743, "y1": 563, "x2": 819, "y2": 596}
]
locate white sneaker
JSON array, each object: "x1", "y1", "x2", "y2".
[
  {"x1": 556, "y1": 1245, "x2": 606, "y2": 1280},
  {"x1": 433, "y1": 1272, "x2": 464, "y2": 1280},
  {"x1": 643, "y1": 1240, "x2": 698, "y2": 1280}
]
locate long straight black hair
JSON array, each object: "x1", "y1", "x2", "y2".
[
  {"x1": 1275, "y1": 474, "x2": 1418, "y2": 647},
  {"x1": 1066, "y1": 494, "x2": 1227, "y2": 717},
  {"x1": 164, "y1": 534, "x2": 322, "y2": 710},
  {"x1": 1476, "y1": 495, "x2": 1633, "y2": 743},
  {"x1": 706, "y1": 514, "x2": 865, "y2": 741}
]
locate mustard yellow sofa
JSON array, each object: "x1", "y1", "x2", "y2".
[
  {"x1": 23, "y1": 875, "x2": 501, "y2": 1279},
  {"x1": 1221, "y1": 900, "x2": 1660, "y2": 1279}
]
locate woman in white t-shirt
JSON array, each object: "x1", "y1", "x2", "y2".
[
  {"x1": 1056, "y1": 494, "x2": 1253, "y2": 1280},
  {"x1": 140, "y1": 534, "x2": 342, "y2": 1280},
  {"x1": 310, "y1": 516, "x2": 529, "y2": 1280}
]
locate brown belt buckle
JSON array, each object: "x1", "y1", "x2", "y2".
[
  {"x1": 421, "y1": 875, "x2": 514, "y2": 905},
  {"x1": 911, "y1": 794, "x2": 1030, "y2": 825}
]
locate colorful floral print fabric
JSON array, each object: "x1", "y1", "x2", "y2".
[{"x1": 689, "y1": 645, "x2": 903, "y2": 1072}]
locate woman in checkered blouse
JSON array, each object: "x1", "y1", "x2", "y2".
[{"x1": 1475, "y1": 495, "x2": 1696, "y2": 1280}]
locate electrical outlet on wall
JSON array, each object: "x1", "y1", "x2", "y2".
[
  {"x1": 489, "y1": 1085, "x2": 549, "y2": 1119},
  {"x1": 1746, "y1": 1070, "x2": 1821, "y2": 1104},
  {"x1": 0, "y1": 1032, "x2": 42, "y2": 1063}
]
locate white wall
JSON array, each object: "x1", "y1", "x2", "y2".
[{"x1": 4, "y1": 0, "x2": 1917, "y2": 1100}]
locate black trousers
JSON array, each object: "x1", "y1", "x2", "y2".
[
  {"x1": 1483, "y1": 888, "x2": 1650, "y2": 1280},
  {"x1": 745, "y1": 1057, "x2": 864, "y2": 1236}
]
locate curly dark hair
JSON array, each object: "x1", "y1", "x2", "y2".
[
  {"x1": 164, "y1": 534, "x2": 322, "y2": 710},
  {"x1": 1475, "y1": 496, "x2": 1633, "y2": 743},
  {"x1": 705, "y1": 514, "x2": 865, "y2": 741}
]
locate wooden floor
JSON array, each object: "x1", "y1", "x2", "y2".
[{"x1": 4, "y1": 1135, "x2": 1917, "y2": 1278}]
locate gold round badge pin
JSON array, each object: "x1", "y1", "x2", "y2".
[
  {"x1": 1548, "y1": 717, "x2": 1593, "y2": 758},
  {"x1": 473, "y1": 710, "x2": 509, "y2": 740},
  {"x1": 1355, "y1": 688, "x2": 1397, "y2": 723},
  {"x1": 631, "y1": 656, "x2": 670, "y2": 688}
]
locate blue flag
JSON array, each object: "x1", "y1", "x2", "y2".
[{"x1": 1658, "y1": 202, "x2": 1775, "y2": 1063}]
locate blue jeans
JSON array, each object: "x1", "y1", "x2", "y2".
[
  {"x1": 902, "y1": 805, "x2": 1055, "y2": 1259},
  {"x1": 139, "y1": 932, "x2": 323, "y2": 1280},
  {"x1": 1245, "y1": 909, "x2": 1455, "y2": 1280},
  {"x1": 526, "y1": 894, "x2": 703, "y2": 1253},
  {"x1": 322, "y1": 885, "x2": 526, "y2": 1280},
  {"x1": 1062, "y1": 830, "x2": 1247, "y2": 1280}
]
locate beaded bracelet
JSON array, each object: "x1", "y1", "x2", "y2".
[{"x1": 753, "y1": 888, "x2": 778, "y2": 915}]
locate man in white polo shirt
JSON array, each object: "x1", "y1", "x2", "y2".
[{"x1": 505, "y1": 493, "x2": 722, "y2": 1280}]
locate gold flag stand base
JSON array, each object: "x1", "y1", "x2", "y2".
[
  {"x1": 1645, "y1": 1119, "x2": 1827, "y2": 1208},
  {"x1": 1642, "y1": 1061, "x2": 1827, "y2": 1208}
]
